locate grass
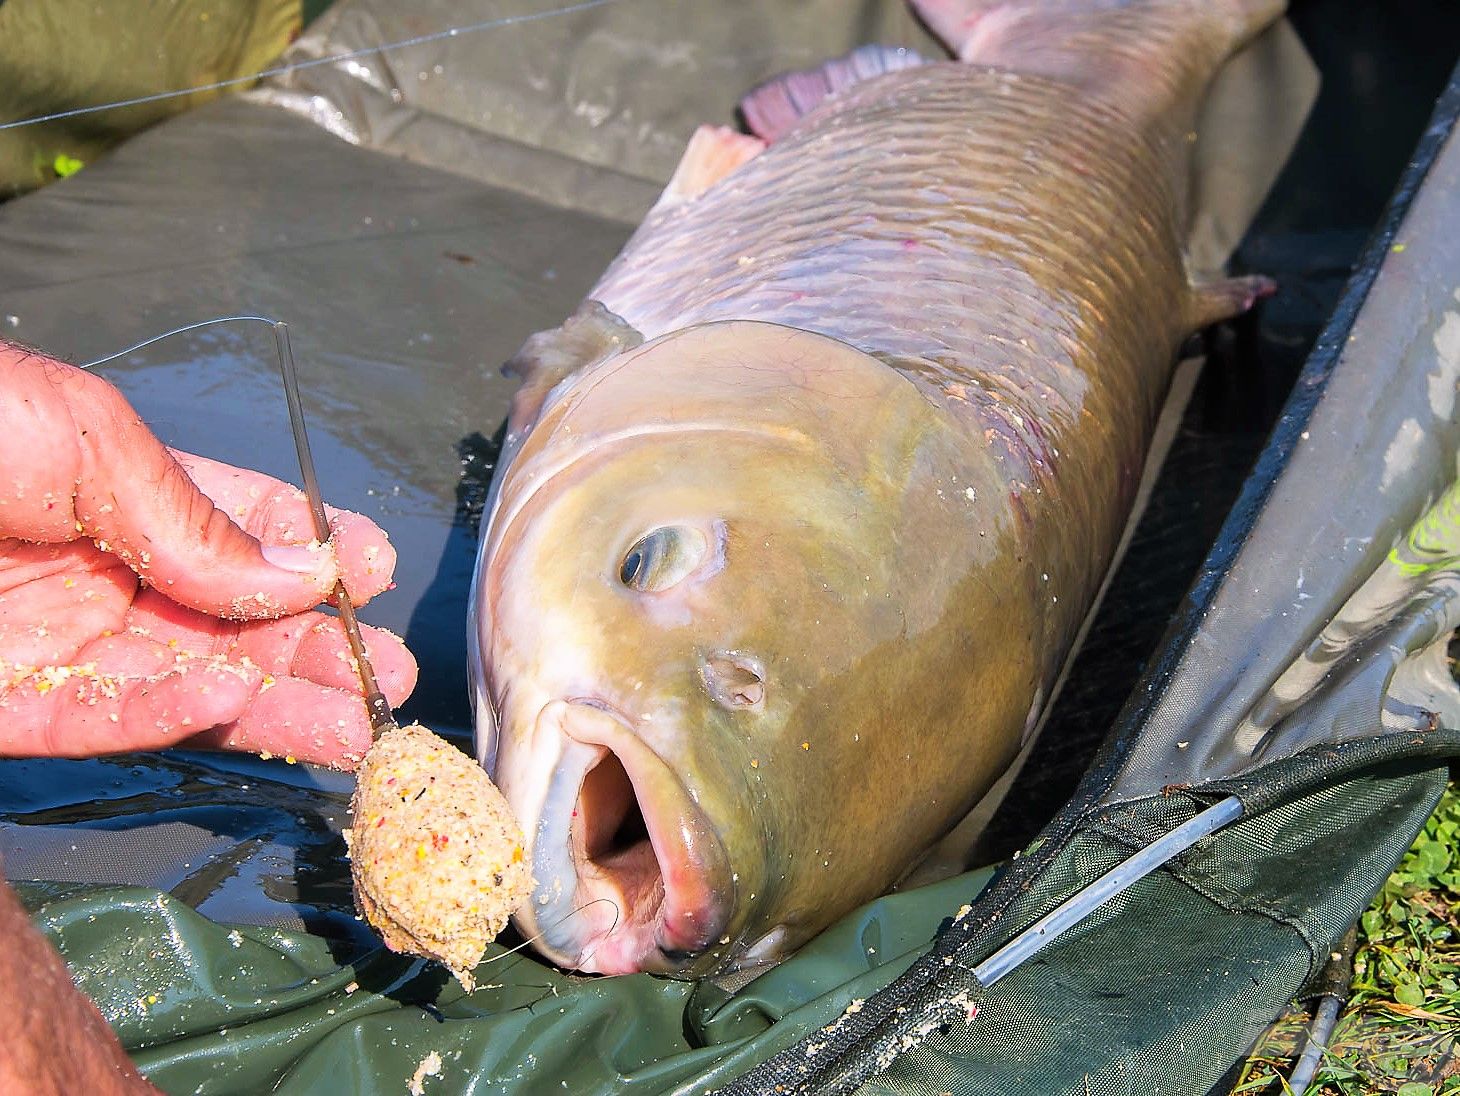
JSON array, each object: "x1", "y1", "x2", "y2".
[{"x1": 1233, "y1": 780, "x2": 1460, "y2": 1094}]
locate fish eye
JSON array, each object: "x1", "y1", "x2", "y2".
[{"x1": 619, "y1": 526, "x2": 708, "y2": 592}]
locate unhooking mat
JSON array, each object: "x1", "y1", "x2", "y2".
[{"x1": 1, "y1": 1, "x2": 1457, "y2": 1093}]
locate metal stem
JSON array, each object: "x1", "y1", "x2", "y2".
[{"x1": 273, "y1": 321, "x2": 397, "y2": 736}]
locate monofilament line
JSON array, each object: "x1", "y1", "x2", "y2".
[
  {"x1": 80, "y1": 315, "x2": 280, "y2": 370},
  {"x1": 480, "y1": 896, "x2": 622, "y2": 965},
  {"x1": 0, "y1": 0, "x2": 625, "y2": 132}
]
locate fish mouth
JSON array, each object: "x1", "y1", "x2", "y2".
[{"x1": 521, "y1": 699, "x2": 734, "y2": 976}]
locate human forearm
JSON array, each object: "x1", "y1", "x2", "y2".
[{"x1": 0, "y1": 875, "x2": 161, "y2": 1095}]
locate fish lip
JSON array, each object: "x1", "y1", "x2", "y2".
[{"x1": 527, "y1": 698, "x2": 735, "y2": 975}]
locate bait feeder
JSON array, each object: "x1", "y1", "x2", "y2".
[{"x1": 1, "y1": 2, "x2": 1457, "y2": 1094}]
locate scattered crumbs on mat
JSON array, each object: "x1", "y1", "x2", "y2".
[{"x1": 408, "y1": 1050, "x2": 444, "y2": 1095}]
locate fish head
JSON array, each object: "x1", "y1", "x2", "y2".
[{"x1": 473, "y1": 320, "x2": 1019, "y2": 976}]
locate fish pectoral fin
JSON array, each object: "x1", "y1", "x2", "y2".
[
  {"x1": 1187, "y1": 273, "x2": 1278, "y2": 329},
  {"x1": 739, "y1": 43, "x2": 929, "y2": 143},
  {"x1": 657, "y1": 125, "x2": 766, "y2": 208},
  {"x1": 503, "y1": 299, "x2": 643, "y2": 435}
]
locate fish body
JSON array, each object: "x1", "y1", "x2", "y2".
[{"x1": 470, "y1": 0, "x2": 1283, "y2": 976}]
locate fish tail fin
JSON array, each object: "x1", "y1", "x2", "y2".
[
  {"x1": 910, "y1": 0, "x2": 1285, "y2": 82},
  {"x1": 739, "y1": 43, "x2": 929, "y2": 143}
]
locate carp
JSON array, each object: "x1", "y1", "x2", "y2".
[{"x1": 469, "y1": 0, "x2": 1285, "y2": 976}]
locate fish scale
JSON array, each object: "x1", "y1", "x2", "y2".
[
  {"x1": 473, "y1": 0, "x2": 1290, "y2": 977},
  {"x1": 593, "y1": 63, "x2": 1185, "y2": 501}
]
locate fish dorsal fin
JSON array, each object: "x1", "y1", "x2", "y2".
[
  {"x1": 503, "y1": 300, "x2": 643, "y2": 437},
  {"x1": 739, "y1": 43, "x2": 930, "y2": 143},
  {"x1": 658, "y1": 124, "x2": 766, "y2": 209}
]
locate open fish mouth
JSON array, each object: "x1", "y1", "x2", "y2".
[{"x1": 521, "y1": 699, "x2": 734, "y2": 975}]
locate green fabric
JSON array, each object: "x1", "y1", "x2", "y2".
[
  {"x1": 0, "y1": 0, "x2": 302, "y2": 196},
  {"x1": 852, "y1": 760, "x2": 1450, "y2": 1096},
  {"x1": 301, "y1": 0, "x2": 335, "y2": 26},
  {"x1": 21, "y1": 866, "x2": 995, "y2": 1093}
]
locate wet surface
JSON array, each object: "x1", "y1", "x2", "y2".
[
  {"x1": 0, "y1": 749, "x2": 372, "y2": 948},
  {"x1": 0, "y1": 93, "x2": 626, "y2": 937}
]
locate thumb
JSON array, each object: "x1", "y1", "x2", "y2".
[{"x1": 67, "y1": 371, "x2": 338, "y2": 619}]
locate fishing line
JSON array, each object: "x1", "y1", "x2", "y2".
[
  {"x1": 480, "y1": 895, "x2": 622, "y2": 966},
  {"x1": 80, "y1": 314, "x2": 282, "y2": 370},
  {"x1": 575, "y1": 902, "x2": 625, "y2": 972},
  {"x1": 0, "y1": 0, "x2": 625, "y2": 132}
]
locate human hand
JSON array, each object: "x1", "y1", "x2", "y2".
[{"x1": 0, "y1": 342, "x2": 417, "y2": 769}]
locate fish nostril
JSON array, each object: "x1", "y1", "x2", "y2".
[{"x1": 700, "y1": 651, "x2": 766, "y2": 711}]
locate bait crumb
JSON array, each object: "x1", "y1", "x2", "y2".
[
  {"x1": 349, "y1": 723, "x2": 531, "y2": 990},
  {"x1": 408, "y1": 1050, "x2": 443, "y2": 1095}
]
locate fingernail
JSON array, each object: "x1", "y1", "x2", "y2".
[{"x1": 261, "y1": 543, "x2": 330, "y2": 575}]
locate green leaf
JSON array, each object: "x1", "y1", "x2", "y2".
[
  {"x1": 1236, "y1": 785, "x2": 1460, "y2": 1093},
  {"x1": 1415, "y1": 841, "x2": 1451, "y2": 878},
  {"x1": 1382, "y1": 1054, "x2": 1412, "y2": 1076},
  {"x1": 1395, "y1": 980, "x2": 1426, "y2": 1007},
  {"x1": 51, "y1": 153, "x2": 84, "y2": 178}
]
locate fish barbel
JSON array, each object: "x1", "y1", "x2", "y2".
[{"x1": 470, "y1": 0, "x2": 1285, "y2": 976}]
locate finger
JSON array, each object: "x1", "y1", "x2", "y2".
[
  {"x1": 124, "y1": 589, "x2": 417, "y2": 706},
  {"x1": 171, "y1": 451, "x2": 397, "y2": 606},
  {"x1": 119, "y1": 586, "x2": 239, "y2": 657},
  {"x1": 181, "y1": 676, "x2": 376, "y2": 770},
  {"x1": 233, "y1": 615, "x2": 417, "y2": 705},
  {"x1": 0, "y1": 347, "x2": 88, "y2": 542},
  {"x1": 0, "y1": 642, "x2": 258, "y2": 759},
  {"x1": 0, "y1": 622, "x2": 378, "y2": 770},
  {"x1": 25, "y1": 359, "x2": 343, "y2": 619},
  {"x1": 0, "y1": 539, "x2": 134, "y2": 666}
]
